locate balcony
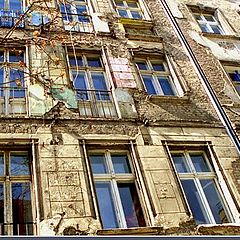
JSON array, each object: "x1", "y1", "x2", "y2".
[
  {"x1": 76, "y1": 89, "x2": 117, "y2": 118},
  {"x1": 0, "y1": 222, "x2": 36, "y2": 235},
  {"x1": 0, "y1": 10, "x2": 24, "y2": 28}
]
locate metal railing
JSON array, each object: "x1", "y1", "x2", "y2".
[
  {"x1": 76, "y1": 89, "x2": 117, "y2": 118},
  {"x1": 62, "y1": 12, "x2": 94, "y2": 32},
  {"x1": 0, "y1": 222, "x2": 36, "y2": 235},
  {"x1": 0, "y1": 10, "x2": 24, "y2": 28}
]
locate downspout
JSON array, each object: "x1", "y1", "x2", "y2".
[{"x1": 159, "y1": 0, "x2": 240, "y2": 155}]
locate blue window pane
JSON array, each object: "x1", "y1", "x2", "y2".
[
  {"x1": 90, "y1": 154, "x2": 108, "y2": 174},
  {"x1": 0, "y1": 1, "x2": 4, "y2": 9},
  {"x1": 76, "y1": 5, "x2": 87, "y2": 14},
  {"x1": 118, "y1": 10, "x2": 128, "y2": 18},
  {"x1": 229, "y1": 72, "x2": 240, "y2": 82},
  {"x1": 118, "y1": 183, "x2": 145, "y2": 227},
  {"x1": 60, "y1": 4, "x2": 73, "y2": 21},
  {"x1": 10, "y1": 0, "x2": 22, "y2": 11},
  {"x1": 200, "y1": 23, "x2": 209, "y2": 33},
  {"x1": 127, "y1": 2, "x2": 138, "y2": 8},
  {"x1": 0, "y1": 154, "x2": 3, "y2": 176},
  {"x1": 0, "y1": 52, "x2": 4, "y2": 62},
  {"x1": 10, "y1": 153, "x2": 30, "y2": 176},
  {"x1": 190, "y1": 154, "x2": 211, "y2": 172},
  {"x1": 158, "y1": 77, "x2": 175, "y2": 96},
  {"x1": 95, "y1": 182, "x2": 119, "y2": 229},
  {"x1": 172, "y1": 154, "x2": 190, "y2": 173},
  {"x1": 112, "y1": 154, "x2": 131, "y2": 173},
  {"x1": 0, "y1": 184, "x2": 3, "y2": 225},
  {"x1": 69, "y1": 56, "x2": 83, "y2": 67},
  {"x1": 9, "y1": 51, "x2": 24, "y2": 62},
  {"x1": 10, "y1": 69, "x2": 25, "y2": 98},
  {"x1": 12, "y1": 183, "x2": 33, "y2": 235},
  {"x1": 115, "y1": 0, "x2": 124, "y2": 6},
  {"x1": 205, "y1": 15, "x2": 215, "y2": 22},
  {"x1": 211, "y1": 25, "x2": 222, "y2": 34},
  {"x1": 194, "y1": 14, "x2": 201, "y2": 20},
  {"x1": 143, "y1": 75, "x2": 156, "y2": 95},
  {"x1": 87, "y1": 57, "x2": 102, "y2": 68},
  {"x1": 72, "y1": 71, "x2": 88, "y2": 100},
  {"x1": 91, "y1": 72, "x2": 110, "y2": 100},
  {"x1": 200, "y1": 179, "x2": 229, "y2": 224},
  {"x1": 152, "y1": 63, "x2": 165, "y2": 71},
  {"x1": 181, "y1": 179, "x2": 209, "y2": 224},
  {"x1": 0, "y1": 68, "x2": 4, "y2": 98},
  {"x1": 136, "y1": 62, "x2": 148, "y2": 70},
  {"x1": 131, "y1": 11, "x2": 142, "y2": 19}
]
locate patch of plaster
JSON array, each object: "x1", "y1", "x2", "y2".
[
  {"x1": 166, "y1": 0, "x2": 183, "y2": 18},
  {"x1": 189, "y1": 31, "x2": 240, "y2": 61}
]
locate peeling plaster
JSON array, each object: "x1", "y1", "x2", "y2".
[
  {"x1": 92, "y1": 13, "x2": 110, "y2": 33},
  {"x1": 166, "y1": 0, "x2": 183, "y2": 19},
  {"x1": 189, "y1": 31, "x2": 240, "y2": 61}
]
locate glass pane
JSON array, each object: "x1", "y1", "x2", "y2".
[
  {"x1": 0, "y1": 68, "x2": 3, "y2": 98},
  {"x1": 181, "y1": 179, "x2": 209, "y2": 224},
  {"x1": 10, "y1": 69, "x2": 25, "y2": 98},
  {"x1": 10, "y1": 0, "x2": 22, "y2": 11},
  {"x1": 158, "y1": 76, "x2": 175, "y2": 96},
  {"x1": 91, "y1": 72, "x2": 110, "y2": 101},
  {"x1": 136, "y1": 61, "x2": 148, "y2": 70},
  {"x1": 115, "y1": 0, "x2": 124, "y2": 6},
  {"x1": 12, "y1": 183, "x2": 33, "y2": 235},
  {"x1": 0, "y1": 154, "x2": 3, "y2": 176},
  {"x1": 200, "y1": 179, "x2": 229, "y2": 224},
  {"x1": 87, "y1": 57, "x2": 102, "y2": 68},
  {"x1": 111, "y1": 154, "x2": 131, "y2": 173},
  {"x1": 131, "y1": 11, "x2": 142, "y2": 19},
  {"x1": 76, "y1": 5, "x2": 87, "y2": 14},
  {"x1": 0, "y1": 1, "x2": 4, "y2": 9},
  {"x1": 127, "y1": 1, "x2": 138, "y2": 8},
  {"x1": 69, "y1": 56, "x2": 83, "y2": 67},
  {"x1": 89, "y1": 154, "x2": 108, "y2": 174},
  {"x1": 0, "y1": 52, "x2": 4, "y2": 62},
  {"x1": 142, "y1": 75, "x2": 157, "y2": 95},
  {"x1": 228, "y1": 71, "x2": 240, "y2": 82},
  {"x1": 10, "y1": 153, "x2": 30, "y2": 176},
  {"x1": 200, "y1": 23, "x2": 209, "y2": 33},
  {"x1": 118, "y1": 10, "x2": 128, "y2": 18},
  {"x1": 172, "y1": 154, "x2": 190, "y2": 173},
  {"x1": 190, "y1": 154, "x2": 211, "y2": 172},
  {"x1": 204, "y1": 15, "x2": 215, "y2": 22},
  {"x1": 194, "y1": 14, "x2": 202, "y2": 21},
  {"x1": 9, "y1": 51, "x2": 24, "y2": 63},
  {"x1": 118, "y1": 183, "x2": 145, "y2": 227},
  {"x1": 61, "y1": 4, "x2": 73, "y2": 21},
  {"x1": 211, "y1": 25, "x2": 222, "y2": 34},
  {"x1": 72, "y1": 71, "x2": 88, "y2": 100},
  {"x1": 152, "y1": 62, "x2": 165, "y2": 71},
  {"x1": 95, "y1": 182, "x2": 119, "y2": 229},
  {"x1": 0, "y1": 184, "x2": 4, "y2": 225}
]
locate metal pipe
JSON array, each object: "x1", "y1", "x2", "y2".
[{"x1": 159, "y1": 0, "x2": 240, "y2": 155}]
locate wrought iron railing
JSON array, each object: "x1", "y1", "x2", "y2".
[
  {"x1": 0, "y1": 10, "x2": 24, "y2": 28},
  {"x1": 0, "y1": 222, "x2": 36, "y2": 235},
  {"x1": 76, "y1": 89, "x2": 117, "y2": 118}
]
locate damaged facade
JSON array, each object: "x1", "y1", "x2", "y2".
[{"x1": 0, "y1": 0, "x2": 240, "y2": 236}]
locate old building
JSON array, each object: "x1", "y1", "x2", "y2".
[{"x1": 0, "y1": 0, "x2": 240, "y2": 236}]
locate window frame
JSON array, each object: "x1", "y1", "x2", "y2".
[
  {"x1": 88, "y1": 149, "x2": 146, "y2": 229},
  {"x1": 135, "y1": 57, "x2": 178, "y2": 96},
  {"x1": 170, "y1": 149, "x2": 233, "y2": 225}
]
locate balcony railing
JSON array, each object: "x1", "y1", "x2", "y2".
[
  {"x1": 0, "y1": 10, "x2": 24, "y2": 28},
  {"x1": 76, "y1": 89, "x2": 117, "y2": 118},
  {"x1": 0, "y1": 222, "x2": 36, "y2": 235}
]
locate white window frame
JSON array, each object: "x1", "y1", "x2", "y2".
[
  {"x1": 135, "y1": 57, "x2": 178, "y2": 96},
  {"x1": 60, "y1": 0, "x2": 93, "y2": 32},
  {"x1": 0, "y1": 149, "x2": 36, "y2": 235},
  {"x1": 170, "y1": 150, "x2": 233, "y2": 224},
  {"x1": 89, "y1": 150, "x2": 146, "y2": 229},
  {"x1": 0, "y1": 49, "x2": 27, "y2": 115},
  {"x1": 194, "y1": 13, "x2": 224, "y2": 34}
]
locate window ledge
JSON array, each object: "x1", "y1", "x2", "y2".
[
  {"x1": 119, "y1": 18, "x2": 153, "y2": 28},
  {"x1": 201, "y1": 32, "x2": 240, "y2": 40},
  {"x1": 147, "y1": 94, "x2": 190, "y2": 104},
  {"x1": 97, "y1": 226, "x2": 164, "y2": 235},
  {"x1": 126, "y1": 33, "x2": 162, "y2": 42}
]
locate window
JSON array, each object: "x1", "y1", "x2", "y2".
[
  {"x1": 135, "y1": 58, "x2": 177, "y2": 96},
  {"x1": 171, "y1": 150, "x2": 230, "y2": 224},
  {"x1": 89, "y1": 151, "x2": 145, "y2": 229},
  {"x1": 223, "y1": 65, "x2": 240, "y2": 95},
  {"x1": 68, "y1": 52, "x2": 117, "y2": 118},
  {"x1": 0, "y1": 0, "x2": 24, "y2": 28},
  {"x1": 0, "y1": 149, "x2": 34, "y2": 235},
  {"x1": 114, "y1": 0, "x2": 143, "y2": 19},
  {"x1": 193, "y1": 13, "x2": 224, "y2": 34},
  {"x1": 0, "y1": 49, "x2": 26, "y2": 115},
  {"x1": 60, "y1": 0, "x2": 93, "y2": 32}
]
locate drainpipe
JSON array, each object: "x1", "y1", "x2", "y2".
[{"x1": 159, "y1": 0, "x2": 240, "y2": 155}]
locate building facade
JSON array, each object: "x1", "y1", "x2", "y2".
[{"x1": 0, "y1": 0, "x2": 239, "y2": 236}]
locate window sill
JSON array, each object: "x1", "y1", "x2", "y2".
[
  {"x1": 97, "y1": 226, "x2": 164, "y2": 235},
  {"x1": 119, "y1": 18, "x2": 153, "y2": 28},
  {"x1": 201, "y1": 32, "x2": 240, "y2": 40},
  {"x1": 147, "y1": 94, "x2": 190, "y2": 104}
]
